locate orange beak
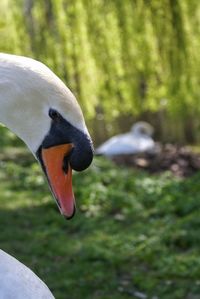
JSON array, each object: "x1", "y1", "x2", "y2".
[{"x1": 41, "y1": 144, "x2": 75, "y2": 219}]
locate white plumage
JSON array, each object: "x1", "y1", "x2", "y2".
[
  {"x1": 0, "y1": 250, "x2": 54, "y2": 299},
  {"x1": 96, "y1": 122, "x2": 155, "y2": 156}
]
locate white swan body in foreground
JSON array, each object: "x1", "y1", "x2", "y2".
[
  {"x1": 0, "y1": 250, "x2": 54, "y2": 299},
  {"x1": 0, "y1": 53, "x2": 93, "y2": 298},
  {"x1": 96, "y1": 121, "x2": 155, "y2": 156}
]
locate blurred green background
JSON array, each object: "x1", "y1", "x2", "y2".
[
  {"x1": 1, "y1": 1, "x2": 200, "y2": 299},
  {"x1": 1, "y1": 0, "x2": 200, "y2": 144}
]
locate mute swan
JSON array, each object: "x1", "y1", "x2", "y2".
[
  {"x1": 0, "y1": 53, "x2": 93, "y2": 298},
  {"x1": 96, "y1": 122, "x2": 155, "y2": 156}
]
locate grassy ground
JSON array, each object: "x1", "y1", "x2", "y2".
[{"x1": 0, "y1": 148, "x2": 200, "y2": 299}]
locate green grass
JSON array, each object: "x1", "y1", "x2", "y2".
[{"x1": 0, "y1": 149, "x2": 200, "y2": 299}]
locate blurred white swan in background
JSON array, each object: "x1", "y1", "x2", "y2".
[{"x1": 96, "y1": 121, "x2": 155, "y2": 156}]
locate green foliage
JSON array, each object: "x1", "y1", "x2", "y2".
[
  {"x1": 0, "y1": 151, "x2": 200, "y2": 299},
  {"x1": 1, "y1": 0, "x2": 200, "y2": 142},
  {"x1": 0, "y1": 125, "x2": 25, "y2": 147}
]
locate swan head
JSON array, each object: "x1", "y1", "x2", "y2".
[
  {"x1": 0, "y1": 54, "x2": 93, "y2": 219},
  {"x1": 131, "y1": 121, "x2": 154, "y2": 137}
]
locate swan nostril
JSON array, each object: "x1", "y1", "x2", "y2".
[
  {"x1": 62, "y1": 148, "x2": 74, "y2": 174},
  {"x1": 62, "y1": 155, "x2": 69, "y2": 174}
]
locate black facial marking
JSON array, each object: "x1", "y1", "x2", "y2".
[
  {"x1": 49, "y1": 108, "x2": 61, "y2": 122},
  {"x1": 36, "y1": 109, "x2": 94, "y2": 172}
]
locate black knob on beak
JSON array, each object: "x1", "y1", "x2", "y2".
[{"x1": 69, "y1": 133, "x2": 94, "y2": 171}]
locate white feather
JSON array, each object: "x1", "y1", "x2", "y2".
[{"x1": 0, "y1": 250, "x2": 54, "y2": 299}]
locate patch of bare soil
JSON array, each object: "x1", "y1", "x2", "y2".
[{"x1": 111, "y1": 144, "x2": 200, "y2": 177}]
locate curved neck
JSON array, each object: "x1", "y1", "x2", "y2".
[{"x1": 0, "y1": 57, "x2": 49, "y2": 152}]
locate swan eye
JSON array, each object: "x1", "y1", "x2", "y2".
[{"x1": 49, "y1": 109, "x2": 61, "y2": 121}]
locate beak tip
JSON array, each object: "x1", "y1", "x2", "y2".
[{"x1": 62, "y1": 206, "x2": 76, "y2": 220}]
